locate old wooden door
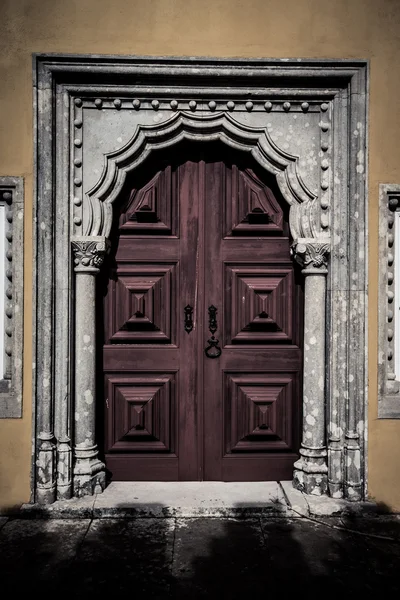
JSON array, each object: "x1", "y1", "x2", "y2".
[{"x1": 102, "y1": 144, "x2": 302, "y2": 481}]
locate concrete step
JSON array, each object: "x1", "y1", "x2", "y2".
[{"x1": 11, "y1": 481, "x2": 382, "y2": 519}]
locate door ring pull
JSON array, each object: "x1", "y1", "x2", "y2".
[{"x1": 205, "y1": 337, "x2": 222, "y2": 359}]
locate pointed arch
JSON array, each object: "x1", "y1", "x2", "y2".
[{"x1": 85, "y1": 111, "x2": 316, "y2": 237}]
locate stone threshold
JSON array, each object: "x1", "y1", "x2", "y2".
[{"x1": 2, "y1": 481, "x2": 384, "y2": 519}]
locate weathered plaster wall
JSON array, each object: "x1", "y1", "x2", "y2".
[{"x1": 0, "y1": 0, "x2": 399, "y2": 510}]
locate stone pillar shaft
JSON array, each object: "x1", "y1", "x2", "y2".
[
  {"x1": 292, "y1": 240, "x2": 330, "y2": 495},
  {"x1": 75, "y1": 272, "x2": 98, "y2": 441},
  {"x1": 72, "y1": 236, "x2": 108, "y2": 497}
]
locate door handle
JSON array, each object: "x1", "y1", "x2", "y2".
[
  {"x1": 184, "y1": 304, "x2": 194, "y2": 334},
  {"x1": 205, "y1": 305, "x2": 222, "y2": 358}
]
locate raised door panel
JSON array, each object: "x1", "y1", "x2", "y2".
[
  {"x1": 106, "y1": 263, "x2": 178, "y2": 344},
  {"x1": 225, "y1": 165, "x2": 284, "y2": 237},
  {"x1": 105, "y1": 373, "x2": 177, "y2": 454},
  {"x1": 119, "y1": 166, "x2": 177, "y2": 235},
  {"x1": 224, "y1": 372, "x2": 297, "y2": 453},
  {"x1": 224, "y1": 264, "x2": 294, "y2": 345}
]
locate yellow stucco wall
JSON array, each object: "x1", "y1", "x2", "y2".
[{"x1": 0, "y1": 0, "x2": 399, "y2": 510}]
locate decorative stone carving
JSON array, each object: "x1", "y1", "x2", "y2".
[
  {"x1": 33, "y1": 55, "x2": 368, "y2": 504},
  {"x1": 0, "y1": 177, "x2": 24, "y2": 420},
  {"x1": 292, "y1": 240, "x2": 330, "y2": 272},
  {"x1": 378, "y1": 184, "x2": 400, "y2": 417},
  {"x1": 86, "y1": 111, "x2": 316, "y2": 239},
  {"x1": 84, "y1": 98, "x2": 339, "y2": 114},
  {"x1": 72, "y1": 237, "x2": 109, "y2": 272}
]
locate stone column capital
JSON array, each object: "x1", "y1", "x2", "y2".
[
  {"x1": 291, "y1": 238, "x2": 330, "y2": 275},
  {"x1": 71, "y1": 236, "x2": 110, "y2": 273}
]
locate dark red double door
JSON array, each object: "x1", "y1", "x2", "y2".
[{"x1": 103, "y1": 146, "x2": 302, "y2": 481}]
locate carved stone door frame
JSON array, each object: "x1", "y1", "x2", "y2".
[{"x1": 32, "y1": 55, "x2": 368, "y2": 503}]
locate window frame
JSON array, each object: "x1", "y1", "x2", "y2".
[
  {"x1": 378, "y1": 183, "x2": 400, "y2": 418},
  {"x1": 0, "y1": 177, "x2": 24, "y2": 418}
]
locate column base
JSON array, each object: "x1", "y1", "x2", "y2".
[
  {"x1": 36, "y1": 485, "x2": 57, "y2": 505},
  {"x1": 293, "y1": 452, "x2": 328, "y2": 496},
  {"x1": 343, "y1": 483, "x2": 363, "y2": 502},
  {"x1": 57, "y1": 440, "x2": 72, "y2": 500},
  {"x1": 36, "y1": 434, "x2": 56, "y2": 504},
  {"x1": 73, "y1": 444, "x2": 107, "y2": 498},
  {"x1": 344, "y1": 434, "x2": 363, "y2": 501},
  {"x1": 328, "y1": 482, "x2": 343, "y2": 499},
  {"x1": 327, "y1": 437, "x2": 343, "y2": 498},
  {"x1": 74, "y1": 469, "x2": 106, "y2": 498}
]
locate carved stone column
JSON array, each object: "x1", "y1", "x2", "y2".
[
  {"x1": 71, "y1": 236, "x2": 109, "y2": 497},
  {"x1": 292, "y1": 239, "x2": 330, "y2": 495}
]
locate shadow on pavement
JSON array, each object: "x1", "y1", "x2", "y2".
[{"x1": 1, "y1": 502, "x2": 400, "y2": 597}]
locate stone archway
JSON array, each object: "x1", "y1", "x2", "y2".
[{"x1": 33, "y1": 55, "x2": 368, "y2": 503}]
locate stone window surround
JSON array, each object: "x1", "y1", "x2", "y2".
[
  {"x1": 0, "y1": 177, "x2": 24, "y2": 418},
  {"x1": 378, "y1": 183, "x2": 400, "y2": 418},
  {"x1": 32, "y1": 55, "x2": 368, "y2": 504}
]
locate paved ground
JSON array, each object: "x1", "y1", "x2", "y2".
[{"x1": 1, "y1": 515, "x2": 400, "y2": 597}]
